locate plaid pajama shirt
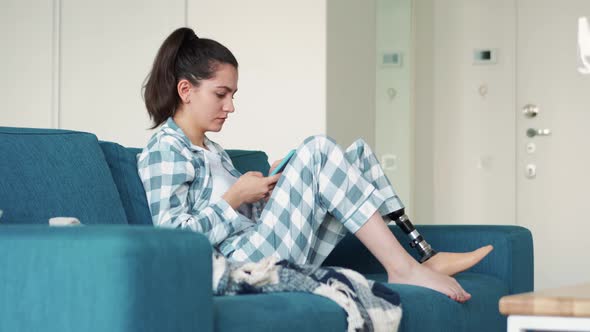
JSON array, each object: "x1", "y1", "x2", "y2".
[
  {"x1": 138, "y1": 118, "x2": 404, "y2": 266},
  {"x1": 137, "y1": 118, "x2": 263, "y2": 246}
]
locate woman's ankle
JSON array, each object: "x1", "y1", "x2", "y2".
[{"x1": 386, "y1": 258, "x2": 418, "y2": 282}]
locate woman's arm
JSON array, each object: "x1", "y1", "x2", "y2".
[{"x1": 138, "y1": 144, "x2": 249, "y2": 246}]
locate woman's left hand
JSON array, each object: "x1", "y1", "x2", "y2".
[
  {"x1": 265, "y1": 159, "x2": 283, "y2": 202},
  {"x1": 268, "y1": 158, "x2": 283, "y2": 176}
]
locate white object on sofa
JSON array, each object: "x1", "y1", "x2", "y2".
[{"x1": 49, "y1": 217, "x2": 82, "y2": 226}]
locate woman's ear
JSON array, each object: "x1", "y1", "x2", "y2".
[{"x1": 177, "y1": 79, "x2": 193, "y2": 104}]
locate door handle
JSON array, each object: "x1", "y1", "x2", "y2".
[{"x1": 526, "y1": 128, "x2": 552, "y2": 137}]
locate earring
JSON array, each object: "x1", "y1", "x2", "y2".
[{"x1": 186, "y1": 99, "x2": 191, "y2": 104}]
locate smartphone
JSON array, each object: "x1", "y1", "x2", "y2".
[{"x1": 269, "y1": 149, "x2": 296, "y2": 176}]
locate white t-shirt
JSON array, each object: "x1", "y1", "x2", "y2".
[{"x1": 202, "y1": 146, "x2": 239, "y2": 203}]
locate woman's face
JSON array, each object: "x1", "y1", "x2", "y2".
[{"x1": 186, "y1": 63, "x2": 238, "y2": 133}]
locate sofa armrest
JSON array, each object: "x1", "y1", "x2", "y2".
[
  {"x1": 0, "y1": 225, "x2": 213, "y2": 332},
  {"x1": 323, "y1": 224, "x2": 534, "y2": 295}
]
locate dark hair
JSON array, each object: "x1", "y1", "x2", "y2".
[{"x1": 143, "y1": 27, "x2": 238, "y2": 128}]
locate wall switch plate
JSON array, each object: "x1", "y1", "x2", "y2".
[
  {"x1": 473, "y1": 48, "x2": 498, "y2": 65},
  {"x1": 381, "y1": 51, "x2": 402, "y2": 67},
  {"x1": 381, "y1": 154, "x2": 398, "y2": 171}
]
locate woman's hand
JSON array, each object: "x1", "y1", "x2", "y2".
[
  {"x1": 222, "y1": 171, "x2": 281, "y2": 209},
  {"x1": 265, "y1": 159, "x2": 285, "y2": 202},
  {"x1": 268, "y1": 159, "x2": 283, "y2": 176}
]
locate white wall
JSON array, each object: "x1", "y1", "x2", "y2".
[
  {"x1": 1, "y1": 0, "x2": 54, "y2": 128},
  {"x1": 415, "y1": 0, "x2": 516, "y2": 225},
  {"x1": 326, "y1": 0, "x2": 375, "y2": 149},
  {"x1": 413, "y1": 0, "x2": 435, "y2": 224},
  {"x1": 59, "y1": 0, "x2": 184, "y2": 147},
  {"x1": 2, "y1": 1, "x2": 519, "y2": 229},
  {"x1": 1, "y1": 0, "x2": 327, "y2": 163},
  {"x1": 375, "y1": 0, "x2": 413, "y2": 215},
  {"x1": 190, "y1": 0, "x2": 327, "y2": 161}
]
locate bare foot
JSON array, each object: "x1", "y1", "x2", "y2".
[
  {"x1": 422, "y1": 245, "x2": 494, "y2": 276},
  {"x1": 388, "y1": 263, "x2": 471, "y2": 303}
]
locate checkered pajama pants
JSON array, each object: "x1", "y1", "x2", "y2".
[{"x1": 220, "y1": 135, "x2": 404, "y2": 266}]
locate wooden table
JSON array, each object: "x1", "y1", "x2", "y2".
[{"x1": 499, "y1": 283, "x2": 590, "y2": 331}]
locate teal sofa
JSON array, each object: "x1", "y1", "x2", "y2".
[{"x1": 0, "y1": 126, "x2": 534, "y2": 331}]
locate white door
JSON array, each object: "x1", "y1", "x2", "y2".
[{"x1": 517, "y1": 0, "x2": 590, "y2": 290}]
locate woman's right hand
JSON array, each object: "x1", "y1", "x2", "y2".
[{"x1": 223, "y1": 172, "x2": 281, "y2": 209}]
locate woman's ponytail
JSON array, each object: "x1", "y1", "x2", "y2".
[{"x1": 143, "y1": 28, "x2": 196, "y2": 128}]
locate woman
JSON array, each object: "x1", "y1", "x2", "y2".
[{"x1": 138, "y1": 27, "x2": 493, "y2": 303}]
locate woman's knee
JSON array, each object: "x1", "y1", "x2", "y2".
[
  {"x1": 346, "y1": 138, "x2": 371, "y2": 156},
  {"x1": 302, "y1": 135, "x2": 338, "y2": 152},
  {"x1": 351, "y1": 138, "x2": 368, "y2": 150},
  {"x1": 303, "y1": 134, "x2": 336, "y2": 145}
]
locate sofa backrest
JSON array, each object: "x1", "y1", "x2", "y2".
[
  {"x1": 225, "y1": 149, "x2": 271, "y2": 176},
  {"x1": 98, "y1": 142, "x2": 151, "y2": 226},
  {"x1": 99, "y1": 141, "x2": 271, "y2": 226},
  {"x1": 0, "y1": 127, "x2": 128, "y2": 225}
]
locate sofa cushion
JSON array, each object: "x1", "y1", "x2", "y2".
[
  {"x1": 98, "y1": 143, "x2": 152, "y2": 226},
  {"x1": 98, "y1": 142, "x2": 270, "y2": 225},
  {"x1": 213, "y1": 292, "x2": 346, "y2": 332},
  {"x1": 0, "y1": 127, "x2": 128, "y2": 225},
  {"x1": 215, "y1": 272, "x2": 508, "y2": 332},
  {"x1": 366, "y1": 272, "x2": 509, "y2": 332}
]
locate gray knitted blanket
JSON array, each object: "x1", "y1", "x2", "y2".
[{"x1": 213, "y1": 253, "x2": 402, "y2": 331}]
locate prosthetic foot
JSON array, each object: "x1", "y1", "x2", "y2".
[{"x1": 387, "y1": 209, "x2": 437, "y2": 263}]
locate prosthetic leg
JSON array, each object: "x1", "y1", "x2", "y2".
[{"x1": 387, "y1": 208, "x2": 437, "y2": 263}]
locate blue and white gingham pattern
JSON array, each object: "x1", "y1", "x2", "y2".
[
  {"x1": 219, "y1": 135, "x2": 404, "y2": 266},
  {"x1": 137, "y1": 118, "x2": 263, "y2": 246},
  {"x1": 138, "y1": 119, "x2": 405, "y2": 266}
]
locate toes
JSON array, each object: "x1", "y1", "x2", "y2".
[
  {"x1": 480, "y1": 245, "x2": 494, "y2": 253},
  {"x1": 451, "y1": 280, "x2": 471, "y2": 303},
  {"x1": 451, "y1": 292, "x2": 465, "y2": 303},
  {"x1": 459, "y1": 291, "x2": 471, "y2": 302}
]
